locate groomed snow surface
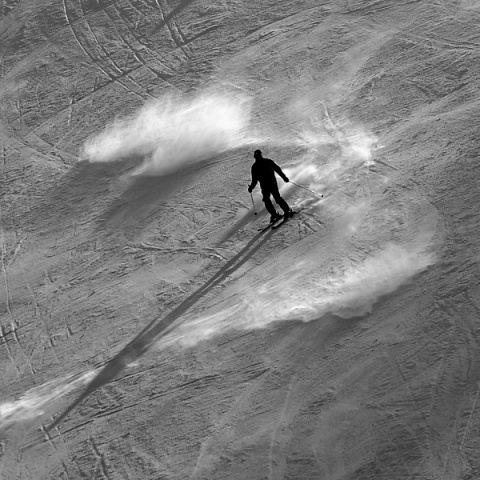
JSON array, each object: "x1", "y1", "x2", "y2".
[{"x1": 1, "y1": 1, "x2": 480, "y2": 479}]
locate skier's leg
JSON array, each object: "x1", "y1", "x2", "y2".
[
  {"x1": 271, "y1": 187, "x2": 291, "y2": 214},
  {"x1": 262, "y1": 191, "x2": 280, "y2": 219}
]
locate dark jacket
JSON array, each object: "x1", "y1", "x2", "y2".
[{"x1": 250, "y1": 158, "x2": 289, "y2": 192}]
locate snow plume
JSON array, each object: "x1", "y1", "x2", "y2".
[
  {"x1": 82, "y1": 89, "x2": 252, "y2": 176},
  {"x1": 240, "y1": 244, "x2": 435, "y2": 324},
  {"x1": 0, "y1": 369, "x2": 97, "y2": 431},
  {"x1": 157, "y1": 238, "x2": 435, "y2": 350},
  {"x1": 276, "y1": 105, "x2": 378, "y2": 209}
]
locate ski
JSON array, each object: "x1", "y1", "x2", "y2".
[
  {"x1": 271, "y1": 210, "x2": 300, "y2": 230},
  {"x1": 258, "y1": 217, "x2": 282, "y2": 232}
]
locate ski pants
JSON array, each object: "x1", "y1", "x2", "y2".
[{"x1": 261, "y1": 184, "x2": 290, "y2": 216}]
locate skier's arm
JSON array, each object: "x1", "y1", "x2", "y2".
[
  {"x1": 272, "y1": 161, "x2": 289, "y2": 183},
  {"x1": 248, "y1": 165, "x2": 258, "y2": 192}
]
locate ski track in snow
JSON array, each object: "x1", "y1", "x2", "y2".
[
  {"x1": 0, "y1": 106, "x2": 439, "y2": 433},
  {"x1": 4, "y1": 1, "x2": 479, "y2": 478}
]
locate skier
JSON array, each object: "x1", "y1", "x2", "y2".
[{"x1": 248, "y1": 149, "x2": 293, "y2": 223}]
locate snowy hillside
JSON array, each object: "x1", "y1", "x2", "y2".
[{"x1": 1, "y1": 1, "x2": 480, "y2": 478}]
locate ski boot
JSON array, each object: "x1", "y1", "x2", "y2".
[{"x1": 270, "y1": 212, "x2": 282, "y2": 223}]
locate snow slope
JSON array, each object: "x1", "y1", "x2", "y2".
[{"x1": 1, "y1": 1, "x2": 480, "y2": 478}]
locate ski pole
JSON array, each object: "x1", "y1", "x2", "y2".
[
  {"x1": 290, "y1": 181, "x2": 324, "y2": 198},
  {"x1": 250, "y1": 191, "x2": 258, "y2": 215}
]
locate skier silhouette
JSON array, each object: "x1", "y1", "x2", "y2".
[{"x1": 248, "y1": 149, "x2": 293, "y2": 223}]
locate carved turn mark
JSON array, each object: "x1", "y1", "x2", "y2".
[
  {"x1": 374, "y1": 158, "x2": 398, "y2": 171},
  {"x1": 0, "y1": 324, "x2": 20, "y2": 378},
  {"x1": 155, "y1": 0, "x2": 193, "y2": 59},
  {"x1": 135, "y1": 241, "x2": 227, "y2": 260},
  {"x1": 90, "y1": 437, "x2": 112, "y2": 480},
  {"x1": 61, "y1": 462, "x2": 73, "y2": 480},
  {"x1": 401, "y1": 30, "x2": 480, "y2": 52},
  {"x1": 61, "y1": 0, "x2": 116, "y2": 81},
  {"x1": 79, "y1": 3, "x2": 123, "y2": 76},
  {"x1": 11, "y1": 322, "x2": 36, "y2": 375},
  {"x1": 40, "y1": 425, "x2": 73, "y2": 479},
  {"x1": 95, "y1": 6, "x2": 155, "y2": 99},
  {"x1": 0, "y1": 207, "x2": 35, "y2": 374},
  {"x1": 26, "y1": 285, "x2": 60, "y2": 364},
  {"x1": 6, "y1": 236, "x2": 25, "y2": 270},
  {"x1": 460, "y1": 382, "x2": 480, "y2": 451},
  {"x1": 41, "y1": 423, "x2": 58, "y2": 451},
  {"x1": 67, "y1": 84, "x2": 77, "y2": 127},
  {"x1": 123, "y1": 50, "x2": 131, "y2": 71},
  {"x1": 46, "y1": 418, "x2": 88, "y2": 477},
  {"x1": 0, "y1": 209, "x2": 14, "y2": 325},
  {"x1": 35, "y1": 83, "x2": 43, "y2": 116},
  {"x1": 63, "y1": 316, "x2": 73, "y2": 338},
  {"x1": 66, "y1": 0, "x2": 153, "y2": 100},
  {"x1": 107, "y1": 1, "x2": 176, "y2": 77},
  {"x1": 14, "y1": 97, "x2": 23, "y2": 124},
  {"x1": 268, "y1": 374, "x2": 296, "y2": 480}
]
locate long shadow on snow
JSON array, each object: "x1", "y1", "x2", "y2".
[
  {"x1": 96, "y1": 171, "x2": 190, "y2": 234},
  {"x1": 217, "y1": 189, "x2": 297, "y2": 246},
  {"x1": 29, "y1": 153, "x2": 218, "y2": 238},
  {"x1": 26, "y1": 159, "x2": 130, "y2": 233},
  {"x1": 95, "y1": 157, "x2": 225, "y2": 236},
  {"x1": 48, "y1": 227, "x2": 276, "y2": 430}
]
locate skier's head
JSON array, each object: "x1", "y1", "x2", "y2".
[{"x1": 254, "y1": 149, "x2": 262, "y2": 159}]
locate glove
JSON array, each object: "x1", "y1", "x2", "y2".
[{"x1": 248, "y1": 185, "x2": 253, "y2": 193}]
